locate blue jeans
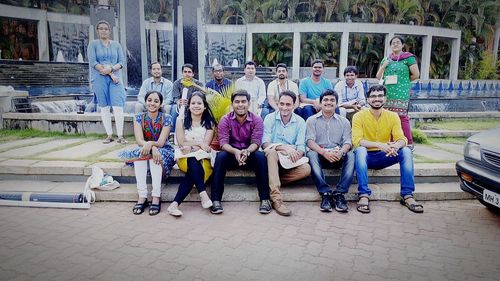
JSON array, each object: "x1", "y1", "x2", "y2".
[
  {"x1": 297, "y1": 105, "x2": 340, "y2": 120},
  {"x1": 307, "y1": 150, "x2": 355, "y2": 194},
  {"x1": 170, "y1": 106, "x2": 179, "y2": 133},
  {"x1": 354, "y1": 146, "x2": 415, "y2": 197}
]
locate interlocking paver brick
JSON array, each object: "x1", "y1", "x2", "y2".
[{"x1": 0, "y1": 201, "x2": 498, "y2": 281}]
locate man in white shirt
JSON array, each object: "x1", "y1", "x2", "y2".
[
  {"x1": 262, "y1": 63, "x2": 299, "y2": 118},
  {"x1": 334, "y1": 65, "x2": 366, "y2": 121},
  {"x1": 135, "y1": 62, "x2": 173, "y2": 113},
  {"x1": 235, "y1": 60, "x2": 266, "y2": 116}
]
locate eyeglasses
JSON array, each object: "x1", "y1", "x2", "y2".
[{"x1": 368, "y1": 94, "x2": 385, "y2": 99}]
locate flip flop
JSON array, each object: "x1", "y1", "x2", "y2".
[
  {"x1": 357, "y1": 196, "x2": 370, "y2": 214},
  {"x1": 400, "y1": 197, "x2": 424, "y2": 213},
  {"x1": 149, "y1": 203, "x2": 161, "y2": 216}
]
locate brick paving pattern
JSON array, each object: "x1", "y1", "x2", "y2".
[{"x1": 0, "y1": 200, "x2": 499, "y2": 281}]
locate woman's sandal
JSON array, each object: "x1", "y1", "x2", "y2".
[
  {"x1": 132, "y1": 199, "x2": 148, "y2": 215},
  {"x1": 357, "y1": 196, "x2": 371, "y2": 214},
  {"x1": 400, "y1": 196, "x2": 424, "y2": 213},
  {"x1": 149, "y1": 203, "x2": 161, "y2": 216}
]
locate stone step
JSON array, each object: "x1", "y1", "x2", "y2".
[
  {"x1": 0, "y1": 180, "x2": 472, "y2": 202},
  {"x1": 421, "y1": 130, "x2": 479, "y2": 138},
  {"x1": 0, "y1": 160, "x2": 459, "y2": 184}
]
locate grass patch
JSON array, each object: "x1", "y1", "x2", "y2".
[
  {"x1": 428, "y1": 137, "x2": 467, "y2": 145},
  {"x1": 416, "y1": 118, "x2": 500, "y2": 131},
  {"x1": 412, "y1": 129, "x2": 429, "y2": 144},
  {"x1": 0, "y1": 129, "x2": 105, "y2": 142},
  {"x1": 413, "y1": 154, "x2": 453, "y2": 163}
]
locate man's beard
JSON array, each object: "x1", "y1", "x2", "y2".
[{"x1": 369, "y1": 103, "x2": 384, "y2": 110}]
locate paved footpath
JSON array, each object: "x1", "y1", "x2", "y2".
[{"x1": 0, "y1": 200, "x2": 499, "y2": 281}]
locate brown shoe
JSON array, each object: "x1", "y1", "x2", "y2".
[{"x1": 272, "y1": 200, "x2": 291, "y2": 216}]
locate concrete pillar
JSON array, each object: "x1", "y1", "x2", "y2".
[
  {"x1": 181, "y1": 0, "x2": 200, "y2": 79},
  {"x1": 450, "y1": 38, "x2": 460, "y2": 80},
  {"x1": 292, "y1": 32, "x2": 300, "y2": 80},
  {"x1": 121, "y1": 0, "x2": 148, "y2": 88},
  {"x1": 176, "y1": 5, "x2": 184, "y2": 78},
  {"x1": 493, "y1": 26, "x2": 500, "y2": 65},
  {"x1": 384, "y1": 33, "x2": 395, "y2": 57},
  {"x1": 339, "y1": 31, "x2": 349, "y2": 79},
  {"x1": 420, "y1": 35, "x2": 432, "y2": 80},
  {"x1": 246, "y1": 31, "x2": 253, "y2": 62},
  {"x1": 196, "y1": 7, "x2": 206, "y2": 83},
  {"x1": 149, "y1": 25, "x2": 158, "y2": 63},
  {"x1": 37, "y1": 14, "x2": 49, "y2": 61}
]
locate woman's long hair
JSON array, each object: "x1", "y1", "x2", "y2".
[{"x1": 184, "y1": 91, "x2": 216, "y2": 130}]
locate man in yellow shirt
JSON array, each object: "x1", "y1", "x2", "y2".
[{"x1": 352, "y1": 85, "x2": 423, "y2": 214}]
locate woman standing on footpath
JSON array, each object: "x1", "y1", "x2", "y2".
[
  {"x1": 119, "y1": 91, "x2": 175, "y2": 216},
  {"x1": 167, "y1": 92, "x2": 216, "y2": 217},
  {"x1": 87, "y1": 20, "x2": 127, "y2": 144},
  {"x1": 376, "y1": 35, "x2": 420, "y2": 147}
]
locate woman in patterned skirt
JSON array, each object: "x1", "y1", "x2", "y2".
[{"x1": 119, "y1": 91, "x2": 175, "y2": 215}]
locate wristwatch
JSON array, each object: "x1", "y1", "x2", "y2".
[{"x1": 341, "y1": 151, "x2": 346, "y2": 158}]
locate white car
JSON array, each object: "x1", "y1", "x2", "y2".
[{"x1": 456, "y1": 128, "x2": 500, "y2": 212}]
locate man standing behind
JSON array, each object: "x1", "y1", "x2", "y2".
[
  {"x1": 235, "y1": 61, "x2": 266, "y2": 116},
  {"x1": 334, "y1": 65, "x2": 366, "y2": 122},
  {"x1": 206, "y1": 64, "x2": 232, "y2": 94},
  {"x1": 262, "y1": 90, "x2": 310, "y2": 216},
  {"x1": 263, "y1": 63, "x2": 299, "y2": 117},
  {"x1": 298, "y1": 59, "x2": 334, "y2": 120},
  {"x1": 135, "y1": 62, "x2": 173, "y2": 113},
  {"x1": 210, "y1": 90, "x2": 271, "y2": 215},
  {"x1": 170, "y1": 63, "x2": 203, "y2": 131},
  {"x1": 352, "y1": 85, "x2": 423, "y2": 214},
  {"x1": 306, "y1": 89, "x2": 354, "y2": 213}
]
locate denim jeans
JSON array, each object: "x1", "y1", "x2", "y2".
[
  {"x1": 170, "y1": 106, "x2": 179, "y2": 133},
  {"x1": 211, "y1": 150, "x2": 270, "y2": 201},
  {"x1": 354, "y1": 146, "x2": 415, "y2": 197},
  {"x1": 174, "y1": 157, "x2": 206, "y2": 205},
  {"x1": 307, "y1": 150, "x2": 355, "y2": 194}
]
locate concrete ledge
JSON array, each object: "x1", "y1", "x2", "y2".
[
  {"x1": 421, "y1": 130, "x2": 479, "y2": 138},
  {"x1": 0, "y1": 180, "x2": 472, "y2": 202},
  {"x1": 409, "y1": 111, "x2": 500, "y2": 119}
]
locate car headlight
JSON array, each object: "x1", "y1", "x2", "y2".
[{"x1": 464, "y1": 141, "x2": 481, "y2": 161}]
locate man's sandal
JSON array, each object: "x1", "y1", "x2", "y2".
[
  {"x1": 400, "y1": 196, "x2": 424, "y2": 213},
  {"x1": 132, "y1": 199, "x2": 148, "y2": 215},
  {"x1": 357, "y1": 196, "x2": 370, "y2": 214}
]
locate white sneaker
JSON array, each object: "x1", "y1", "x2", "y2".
[
  {"x1": 167, "y1": 202, "x2": 183, "y2": 217},
  {"x1": 199, "y1": 191, "x2": 213, "y2": 209}
]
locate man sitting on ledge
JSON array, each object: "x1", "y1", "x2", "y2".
[
  {"x1": 352, "y1": 84, "x2": 423, "y2": 214},
  {"x1": 210, "y1": 90, "x2": 272, "y2": 215}
]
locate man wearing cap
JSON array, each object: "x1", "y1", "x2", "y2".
[
  {"x1": 262, "y1": 90, "x2": 310, "y2": 216},
  {"x1": 206, "y1": 64, "x2": 232, "y2": 94},
  {"x1": 306, "y1": 89, "x2": 354, "y2": 213}
]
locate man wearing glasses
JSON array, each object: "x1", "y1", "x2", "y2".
[
  {"x1": 206, "y1": 64, "x2": 232, "y2": 94},
  {"x1": 352, "y1": 85, "x2": 423, "y2": 214}
]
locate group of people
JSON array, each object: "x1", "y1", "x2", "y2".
[{"x1": 89, "y1": 20, "x2": 423, "y2": 217}]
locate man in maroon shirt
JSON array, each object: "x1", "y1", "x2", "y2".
[{"x1": 210, "y1": 90, "x2": 271, "y2": 214}]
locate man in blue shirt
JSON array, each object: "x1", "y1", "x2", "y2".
[
  {"x1": 135, "y1": 61, "x2": 173, "y2": 113},
  {"x1": 262, "y1": 90, "x2": 311, "y2": 216},
  {"x1": 297, "y1": 59, "x2": 334, "y2": 120},
  {"x1": 205, "y1": 64, "x2": 232, "y2": 94}
]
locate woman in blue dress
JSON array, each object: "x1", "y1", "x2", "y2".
[
  {"x1": 119, "y1": 91, "x2": 175, "y2": 215},
  {"x1": 87, "y1": 20, "x2": 127, "y2": 144}
]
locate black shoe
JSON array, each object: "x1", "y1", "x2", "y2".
[
  {"x1": 259, "y1": 200, "x2": 272, "y2": 214},
  {"x1": 210, "y1": 201, "x2": 223, "y2": 214},
  {"x1": 333, "y1": 193, "x2": 348, "y2": 212},
  {"x1": 320, "y1": 193, "x2": 333, "y2": 212}
]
